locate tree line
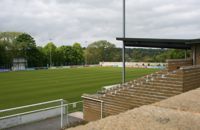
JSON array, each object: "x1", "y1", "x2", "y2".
[
  {"x1": 0, "y1": 32, "x2": 84, "y2": 68},
  {"x1": 0, "y1": 32, "x2": 190, "y2": 69}
]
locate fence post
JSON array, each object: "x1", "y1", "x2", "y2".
[
  {"x1": 101, "y1": 101, "x2": 103, "y2": 119},
  {"x1": 66, "y1": 104, "x2": 69, "y2": 126},
  {"x1": 61, "y1": 99, "x2": 64, "y2": 128}
]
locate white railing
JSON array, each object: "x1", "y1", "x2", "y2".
[{"x1": 0, "y1": 99, "x2": 83, "y2": 129}]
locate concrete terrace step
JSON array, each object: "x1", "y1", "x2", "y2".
[
  {"x1": 139, "y1": 84, "x2": 183, "y2": 91},
  {"x1": 103, "y1": 102, "x2": 132, "y2": 112},
  {"x1": 119, "y1": 88, "x2": 181, "y2": 98},
  {"x1": 150, "y1": 79, "x2": 182, "y2": 84},
  {"x1": 155, "y1": 77, "x2": 183, "y2": 81},
  {"x1": 103, "y1": 104, "x2": 137, "y2": 115},
  {"x1": 104, "y1": 93, "x2": 163, "y2": 106},
  {"x1": 145, "y1": 82, "x2": 182, "y2": 87},
  {"x1": 128, "y1": 83, "x2": 182, "y2": 92},
  {"x1": 129, "y1": 86, "x2": 182, "y2": 95},
  {"x1": 103, "y1": 103, "x2": 132, "y2": 114},
  {"x1": 101, "y1": 96, "x2": 137, "y2": 108},
  {"x1": 102, "y1": 95, "x2": 145, "y2": 108},
  {"x1": 103, "y1": 85, "x2": 182, "y2": 100},
  {"x1": 128, "y1": 85, "x2": 182, "y2": 93},
  {"x1": 113, "y1": 92, "x2": 166, "y2": 103},
  {"x1": 131, "y1": 78, "x2": 182, "y2": 85}
]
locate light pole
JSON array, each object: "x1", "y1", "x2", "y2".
[
  {"x1": 50, "y1": 46, "x2": 52, "y2": 67},
  {"x1": 85, "y1": 41, "x2": 88, "y2": 66},
  {"x1": 122, "y1": 0, "x2": 126, "y2": 83},
  {"x1": 49, "y1": 39, "x2": 52, "y2": 68}
]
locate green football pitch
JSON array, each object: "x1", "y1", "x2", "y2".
[{"x1": 0, "y1": 67, "x2": 158, "y2": 109}]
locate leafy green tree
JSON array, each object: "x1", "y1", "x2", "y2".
[
  {"x1": 72, "y1": 43, "x2": 84, "y2": 65},
  {"x1": 55, "y1": 44, "x2": 84, "y2": 66},
  {"x1": 15, "y1": 33, "x2": 37, "y2": 67},
  {"x1": 85, "y1": 40, "x2": 117, "y2": 64},
  {"x1": 0, "y1": 32, "x2": 22, "y2": 43},
  {"x1": 0, "y1": 32, "x2": 23, "y2": 68},
  {"x1": 0, "y1": 42, "x2": 5, "y2": 67},
  {"x1": 0, "y1": 31, "x2": 193, "y2": 68},
  {"x1": 34, "y1": 46, "x2": 47, "y2": 67},
  {"x1": 43, "y1": 42, "x2": 57, "y2": 67},
  {"x1": 153, "y1": 49, "x2": 190, "y2": 62},
  {"x1": 55, "y1": 47, "x2": 65, "y2": 66}
]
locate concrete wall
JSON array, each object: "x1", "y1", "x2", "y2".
[
  {"x1": 166, "y1": 59, "x2": 193, "y2": 71},
  {"x1": 182, "y1": 66, "x2": 200, "y2": 92},
  {"x1": 191, "y1": 44, "x2": 200, "y2": 65},
  {"x1": 83, "y1": 99, "x2": 102, "y2": 121},
  {"x1": 82, "y1": 65, "x2": 200, "y2": 122},
  {"x1": 0, "y1": 108, "x2": 61, "y2": 129},
  {"x1": 196, "y1": 45, "x2": 200, "y2": 65}
]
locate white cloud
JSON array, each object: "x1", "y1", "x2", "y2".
[{"x1": 0, "y1": 0, "x2": 200, "y2": 47}]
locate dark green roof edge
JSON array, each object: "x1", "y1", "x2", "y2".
[{"x1": 116, "y1": 37, "x2": 200, "y2": 49}]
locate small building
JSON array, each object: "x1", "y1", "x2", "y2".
[{"x1": 12, "y1": 58, "x2": 27, "y2": 71}]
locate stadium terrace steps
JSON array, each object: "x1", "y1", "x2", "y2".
[
  {"x1": 69, "y1": 88, "x2": 200, "y2": 130},
  {"x1": 82, "y1": 65, "x2": 200, "y2": 121}
]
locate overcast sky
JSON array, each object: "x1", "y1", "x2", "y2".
[{"x1": 0, "y1": 0, "x2": 200, "y2": 47}]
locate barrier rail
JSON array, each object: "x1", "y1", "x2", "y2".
[{"x1": 0, "y1": 99, "x2": 83, "y2": 129}]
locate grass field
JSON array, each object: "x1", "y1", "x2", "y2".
[{"x1": 0, "y1": 67, "x2": 158, "y2": 110}]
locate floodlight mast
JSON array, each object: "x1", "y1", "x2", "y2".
[
  {"x1": 49, "y1": 39, "x2": 52, "y2": 68},
  {"x1": 122, "y1": 0, "x2": 126, "y2": 83}
]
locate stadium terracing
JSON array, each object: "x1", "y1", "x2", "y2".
[{"x1": 78, "y1": 38, "x2": 200, "y2": 128}]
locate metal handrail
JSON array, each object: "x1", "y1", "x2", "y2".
[
  {"x1": 0, "y1": 99, "x2": 83, "y2": 129},
  {"x1": 0, "y1": 99, "x2": 63, "y2": 113},
  {"x1": 0, "y1": 105, "x2": 61, "y2": 120}
]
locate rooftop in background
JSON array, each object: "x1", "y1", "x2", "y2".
[
  {"x1": 116, "y1": 37, "x2": 200, "y2": 49},
  {"x1": 13, "y1": 58, "x2": 27, "y2": 63}
]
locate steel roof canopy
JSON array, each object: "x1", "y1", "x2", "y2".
[{"x1": 116, "y1": 37, "x2": 200, "y2": 49}]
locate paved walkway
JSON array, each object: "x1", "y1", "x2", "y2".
[{"x1": 5, "y1": 112, "x2": 83, "y2": 130}]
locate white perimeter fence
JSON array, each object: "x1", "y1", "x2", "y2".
[
  {"x1": 100, "y1": 62, "x2": 166, "y2": 69},
  {"x1": 0, "y1": 99, "x2": 83, "y2": 129}
]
